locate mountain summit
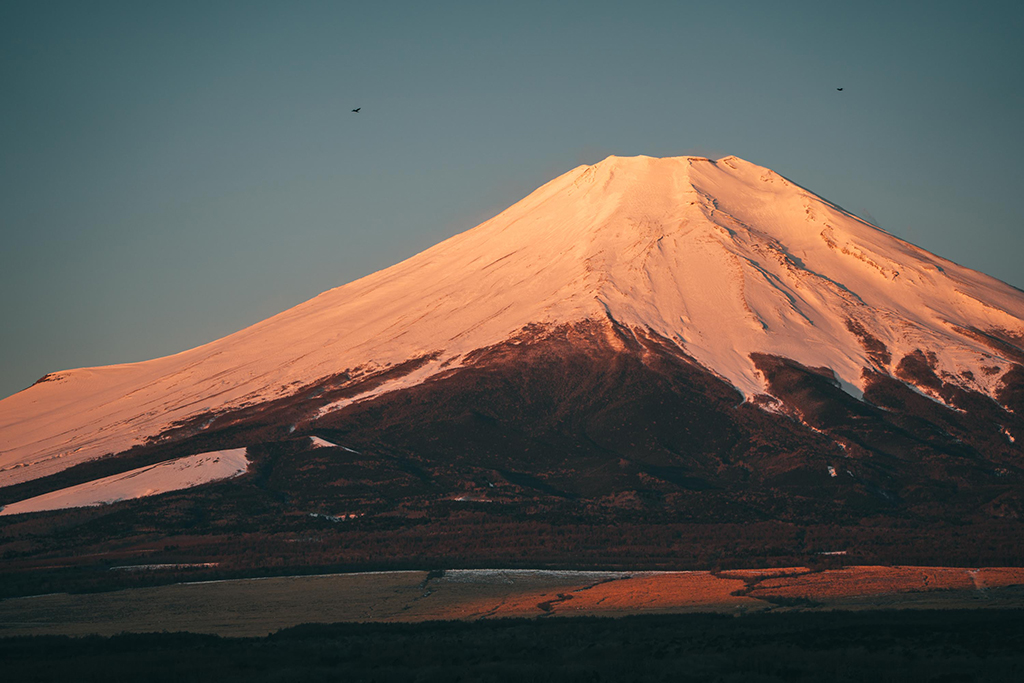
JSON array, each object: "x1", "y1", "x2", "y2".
[{"x1": 2, "y1": 155, "x2": 1024, "y2": 494}]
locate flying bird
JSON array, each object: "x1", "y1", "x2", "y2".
[
  {"x1": 836, "y1": 88, "x2": 843, "y2": 91},
  {"x1": 352, "y1": 107, "x2": 361, "y2": 113}
]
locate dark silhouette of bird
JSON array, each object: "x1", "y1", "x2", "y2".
[
  {"x1": 352, "y1": 107, "x2": 361, "y2": 113},
  {"x1": 836, "y1": 88, "x2": 843, "y2": 91}
]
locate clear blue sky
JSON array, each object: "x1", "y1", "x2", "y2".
[{"x1": 2, "y1": 0, "x2": 1022, "y2": 399}]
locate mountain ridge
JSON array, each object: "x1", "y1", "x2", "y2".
[{"x1": 2, "y1": 154, "x2": 1023, "y2": 488}]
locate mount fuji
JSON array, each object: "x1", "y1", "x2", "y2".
[{"x1": 2, "y1": 155, "x2": 1024, "y2": 559}]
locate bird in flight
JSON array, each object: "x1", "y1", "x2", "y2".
[
  {"x1": 836, "y1": 88, "x2": 843, "y2": 91},
  {"x1": 352, "y1": 107, "x2": 361, "y2": 113}
]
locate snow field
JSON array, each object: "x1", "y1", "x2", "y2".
[{"x1": 0, "y1": 448, "x2": 249, "y2": 516}]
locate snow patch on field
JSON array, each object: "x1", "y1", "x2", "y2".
[
  {"x1": 436, "y1": 569, "x2": 685, "y2": 584},
  {"x1": 110, "y1": 563, "x2": 220, "y2": 571},
  {"x1": 0, "y1": 448, "x2": 249, "y2": 516}
]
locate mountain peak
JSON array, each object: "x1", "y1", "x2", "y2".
[
  {"x1": 2, "y1": 156, "x2": 1023, "y2": 486},
  {"x1": 589, "y1": 152, "x2": 766, "y2": 173}
]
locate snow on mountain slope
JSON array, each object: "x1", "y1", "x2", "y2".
[
  {"x1": 2, "y1": 155, "x2": 1023, "y2": 487},
  {"x1": 0, "y1": 448, "x2": 248, "y2": 516}
]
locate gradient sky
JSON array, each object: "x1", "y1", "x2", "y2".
[{"x1": 2, "y1": 0, "x2": 1022, "y2": 400}]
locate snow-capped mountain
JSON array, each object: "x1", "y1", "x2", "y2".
[{"x1": 2, "y1": 154, "x2": 1023, "y2": 495}]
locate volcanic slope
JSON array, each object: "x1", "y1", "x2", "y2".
[{"x1": 2, "y1": 154, "x2": 1024, "y2": 496}]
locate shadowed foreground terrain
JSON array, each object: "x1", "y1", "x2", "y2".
[{"x1": 3, "y1": 610, "x2": 1023, "y2": 682}]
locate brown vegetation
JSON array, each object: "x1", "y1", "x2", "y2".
[{"x1": 2, "y1": 566, "x2": 1023, "y2": 638}]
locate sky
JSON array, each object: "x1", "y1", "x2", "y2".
[{"x1": 2, "y1": 0, "x2": 1022, "y2": 400}]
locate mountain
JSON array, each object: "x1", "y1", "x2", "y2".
[{"x1": 2, "y1": 155, "x2": 1024, "y2": 573}]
